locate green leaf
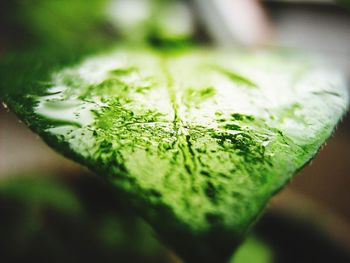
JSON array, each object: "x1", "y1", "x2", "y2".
[{"x1": 1, "y1": 46, "x2": 348, "y2": 263}]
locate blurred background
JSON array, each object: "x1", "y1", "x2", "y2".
[{"x1": 0, "y1": 0, "x2": 350, "y2": 262}]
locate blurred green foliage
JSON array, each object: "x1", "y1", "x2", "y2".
[
  {"x1": 0, "y1": 0, "x2": 113, "y2": 49},
  {"x1": 231, "y1": 237, "x2": 273, "y2": 263},
  {"x1": 0, "y1": 0, "x2": 195, "y2": 51},
  {"x1": 0, "y1": 173, "x2": 273, "y2": 263},
  {"x1": 0, "y1": 173, "x2": 169, "y2": 263}
]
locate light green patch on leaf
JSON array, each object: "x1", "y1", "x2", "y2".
[{"x1": 1, "y1": 46, "x2": 348, "y2": 263}]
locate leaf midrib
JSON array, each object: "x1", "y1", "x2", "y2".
[{"x1": 160, "y1": 56, "x2": 201, "y2": 190}]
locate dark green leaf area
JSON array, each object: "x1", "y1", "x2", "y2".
[{"x1": 3, "y1": 47, "x2": 348, "y2": 263}]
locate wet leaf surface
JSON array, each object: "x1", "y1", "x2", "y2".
[{"x1": 1, "y1": 46, "x2": 348, "y2": 263}]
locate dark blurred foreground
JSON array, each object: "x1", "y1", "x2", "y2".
[{"x1": 0, "y1": 171, "x2": 349, "y2": 263}]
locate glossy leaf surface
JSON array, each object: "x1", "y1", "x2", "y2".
[{"x1": 1, "y1": 47, "x2": 348, "y2": 262}]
